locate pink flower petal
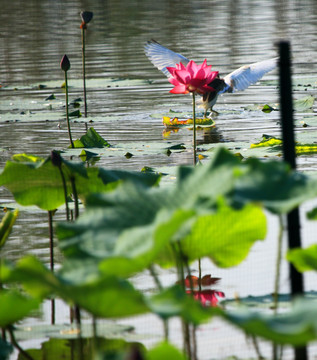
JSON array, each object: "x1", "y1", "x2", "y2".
[
  {"x1": 174, "y1": 69, "x2": 191, "y2": 85},
  {"x1": 170, "y1": 84, "x2": 188, "y2": 94}
]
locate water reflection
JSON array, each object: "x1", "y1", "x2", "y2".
[
  {"x1": 17, "y1": 337, "x2": 144, "y2": 360},
  {"x1": 197, "y1": 127, "x2": 225, "y2": 145}
]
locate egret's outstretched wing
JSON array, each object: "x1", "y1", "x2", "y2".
[
  {"x1": 222, "y1": 58, "x2": 278, "y2": 93},
  {"x1": 144, "y1": 40, "x2": 190, "y2": 77}
]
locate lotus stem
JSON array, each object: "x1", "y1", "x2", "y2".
[
  {"x1": 149, "y1": 265, "x2": 169, "y2": 341},
  {"x1": 59, "y1": 166, "x2": 70, "y2": 222},
  {"x1": 8, "y1": 326, "x2": 34, "y2": 360},
  {"x1": 48, "y1": 210, "x2": 55, "y2": 325},
  {"x1": 171, "y1": 243, "x2": 191, "y2": 357},
  {"x1": 80, "y1": 11, "x2": 93, "y2": 117},
  {"x1": 251, "y1": 335, "x2": 264, "y2": 360},
  {"x1": 273, "y1": 215, "x2": 284, "y2": 311},
  {"x1": 81, "y1": 26, "x2": 88, "y2": 117},
  {"x1": 70, "y1": 176, "x2": 79, "y2": 219},
  {"x1": 176, "y1": 242, "x2": 193, "y2": 360},
  {"x1": 48, "y1": 211, "x2": 54, "y2": 272},
  {"x1": 60, "y1": 55, "x2": 74, "y2": 148},
  {"x1": 273, "y1": 215, "x2": 284, "y2": 360},
  {"x1": 64, "y1": 71, "x2": 74, "y2": 148},
  {"x1": 51, "y1": 151, "x2": 70, "y2": 221},
  {"x1": 193, "y1": 92, "x2": 197, "y2": 165},
  {"x1": 181, "y1": 249, "x2": 198, "y2": 360}
]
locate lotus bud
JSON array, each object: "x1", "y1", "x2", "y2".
[
  {"x1": 60, "y1": 54, "x2": 70, "y2": 72},
  {"x1": 80, "y1": 11, "x2": 93, "y2": 24}
]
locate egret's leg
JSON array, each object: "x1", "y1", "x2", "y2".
[{"x1": 209, "y1": 107, "x2": 219, "y2": 117}]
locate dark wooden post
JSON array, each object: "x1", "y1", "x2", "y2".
[{"x1": 278, "y1": 40, "x2": 307, "y2": 360}]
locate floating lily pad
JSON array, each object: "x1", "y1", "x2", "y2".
[
  {"x1": 1, "y1": 78, "x2": 152, "y2": 92},
  {"x1": 251, "y1": 134, "x2": 317, "y2": 155},
  {"x1": 245, "y1": 95, "x2": 315, "y2": 112},
  {"x1": 251, "y1": 134, "x2": 283, "y2": 149},
  {"x1": 262, "y1": 76, "x2": 317, "y2": 89},
  {"x1": 294, "y1": 95, "x2": 315, "y2": 111},
  {"x1": 162, "y1": 116, "x2": 215, "y2": 129},
  {"x1": 14, "y1": 322, "x2": 134, "y2": 341}
]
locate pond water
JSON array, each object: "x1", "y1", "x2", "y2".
[{"x1": 2, "y1": 0, "x2": 317, "y2": 359}]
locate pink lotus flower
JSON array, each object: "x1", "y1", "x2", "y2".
[
  {"x1": 188, "y1": 290, "x2": 225, "y2": 307},
  {"x1": 167, "y1": 60, "x2": 218, "y2": 95}
]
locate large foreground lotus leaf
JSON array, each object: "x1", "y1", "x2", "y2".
[
  {"x1": 99, "y1": 208, "x2": 196, "y2": 277},
  {"x1": 147, "y1": 342, "x2": 187, "y2": 360},
  {"x1": 233, "y1": 157, "x2": 317, "y2": 214},
  {"x1": 222, "y1": 298, "x2": 317, "y2": 346},
  {"x1": 0, "y1": 155, "x2": 68, "y2": 210},
  {"x1": 57, "y1": 182, "x2": 173, "y2": 259},
  {"x1": 57, "y1": 148, "x2": 266, "y2": 271},
  {"x1": 287, "y1": 244, "x2": 317, "y2": 272},
  {"x1": 57, "y1": 147, "x2": 317, "y2": 274},
  {"x1": 0, "y1": 289, "x2": 39, "y2": 327},
  {"x1": 3, "y1": 256, "x2": 149, "y2": 318},
  {"x1": 178, "y1": 202, "x2": 267, "y2": 268},
  {"x1": 0, "y1": 153, "x2": 160, "y2": 210},
  {"x1": 57, "y1": 148, "x2": 242, "y2": 261}
]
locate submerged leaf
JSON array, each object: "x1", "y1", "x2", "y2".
[{"x1": 294, "y1": 95, "x2": 315, "y2": 111}]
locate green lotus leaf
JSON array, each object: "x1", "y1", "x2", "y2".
[
  {"x1": 147, "y1": 342, "x2": 187, "y2": 360},
  {"x1": 233, "y1": 157, "x2": 317, "y2": 214},
  {"x1": 222, "y1": 298, "x2": 317, "y2": 346},
  {"x1": 3, "y1": 256, "x2": 149, "y2": 319},
  {"x1": 0, "y1": 210, "x2": 18, "y2": 249},
  {"x1": 0, "y1": 152, "x2": 159, "y2": 210},
  {"x1": 0, "y1": 290, "x2": 39, "y2": 327},
  {"x1": 287, "y1": 244, "x2": 317, "y2": 272}
]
